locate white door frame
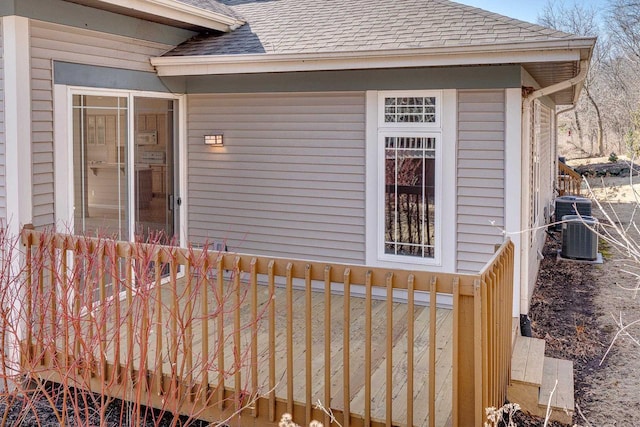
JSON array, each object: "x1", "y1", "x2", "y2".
[{"x1": 53, "y1": 85, "x2": 187, "y2": 246}]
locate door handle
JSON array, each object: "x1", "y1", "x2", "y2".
[{"x1": 168, "y1": 195, "x2": 181, "y2": 210}]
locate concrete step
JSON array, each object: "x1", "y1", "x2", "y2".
[{"x1": 535, "y1": 357, "x2": 575, "y2": 425}]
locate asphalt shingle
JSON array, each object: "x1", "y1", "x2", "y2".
[
  {"x1": 165, "y1": 0, "x2": 579, "y2": 57},
  {"x1": 174, "y1": 0, "x2": 244, "y2": 21}
]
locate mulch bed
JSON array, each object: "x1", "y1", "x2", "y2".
[
  {"x1": 0, "y1": 382, "x2": 211, "y2": 427},
  {"x1": 512, "y1": 233, "x2": 608, "y2": 426}
]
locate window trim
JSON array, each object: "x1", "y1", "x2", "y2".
[{"x1": 365, "y1": 90, "x2": 457, "y2": 272}]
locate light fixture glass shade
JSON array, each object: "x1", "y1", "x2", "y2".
[{"x1": 204, "y1": 133, "x2": 224, "y2": 146}]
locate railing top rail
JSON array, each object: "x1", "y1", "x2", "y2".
[
  {"x1": 477, "y1": 238, "x2": 513, "y2": 277},
  {"x1": 559, "y1": 162, "x2": 582, "y2": 180},
  {"x1": 22, "y1": 228, "x2": 485, "y2": 296}
]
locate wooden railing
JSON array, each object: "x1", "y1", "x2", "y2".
[
  {"x1": 20, "y1": 228, "x2": 514, "y2": 426},
  {"x1": 558, "y1": 162, "x2": 582, "y2": 196}
]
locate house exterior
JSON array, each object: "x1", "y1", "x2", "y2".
[{"x1": 0, "y1": 0, "x2": 594, "y2": 318}]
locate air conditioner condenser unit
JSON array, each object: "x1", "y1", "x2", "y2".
[
  {"x1": 554, "y1": 196, "x2": 592, "y2": 230},
  {"x1": 561, "y1": 215, "x2": 598, "y2": 260}
]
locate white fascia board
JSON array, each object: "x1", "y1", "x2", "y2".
[
  {"x1": 151, "y1": 40, "x2": 591, "y2": 76},
  {"x1": 95, "y1": 0, "x2": 243, "y2": 32}
]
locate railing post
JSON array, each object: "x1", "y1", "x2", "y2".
[{"x1": 473, "y1": 279, "x2": 483, "y2": 426}]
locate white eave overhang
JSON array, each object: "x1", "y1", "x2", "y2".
[
  {"x1": 87, "y1": 0, "x2": 244, "y2": 32},
  {"x1": 151, "y1": 38, "x2": 595, "y2": 76}
]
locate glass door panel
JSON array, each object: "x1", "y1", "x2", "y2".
[
  {"x1": 73, "y1": 95, "x2": 129, "y2": 239},
  {"x1": 72, "y1": 95, "x2": 129, "y2": 301},
  {"x1": 134, "y1": 98, "x2": 176, "y2": 243}
]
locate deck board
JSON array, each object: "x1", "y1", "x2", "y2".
[{"x1": 44, "y1": 278, "x2": 454, "y2": 426}]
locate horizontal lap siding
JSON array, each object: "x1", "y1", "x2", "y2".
[
  {"x1": 529, "y1": 103, "x2": 553, "y2": 295},
  {"x1": 29, "y1": 20, "x2": 171, "y2": 228},
  {"x1": 457, "y1": 90, "x2": 506, "y2": 272},
  {"x1": 187, "y1": 92, "x2": 366, "y2": 264},
  {"x1": 0, "y1": 20, "x2": 4, "y2": 222}
]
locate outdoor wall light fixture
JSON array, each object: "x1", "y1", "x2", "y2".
[{"x1": 204, "y1": 133, "x2": 224, "y2": 146}]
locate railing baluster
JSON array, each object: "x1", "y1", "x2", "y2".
[
  {"x1": 451, "y1": 277, "x2": 460, "y2": 427},
  {"x1": 125, "y1": 246, "x2": 134, "y2": 388},
  {"x1": 184, "y1": 257, "x2": 193, "y2": 401},
  {"x1": 155, "y1": 251, "x2": 164, "y2": 396},
  {"x1": 170, "y1": 254, "x2": 179, "y2": 401},
  {"x1": 24, "y1": 231, "x2": 33, "y2": 365},
  {"x1": 268, "y1": 260, "x2": 276, "y2": 422},
  {"x1": 112, "y1": 241, "x2": 121, "y2": 384},
  {"x1": 364, "y1": 271, "x2": 372, "y2": 427},
  {"x1": 343, "y1": 268, "x2": 351, "y2": 427},
  {"x1": 50, "y1": 237, "x2": 58, "y2": 365},
  {"x1": 61, "y1": 237, "x2": 70, "y2": 368},
  {"x1": 250, "y1": 258, "x2": 259, "y2": 417},
  {"x1": 481, "y1": 277, "x2": 489, "y2": 415},
  {"x1": 406, "y1": 274, "x2": 415, "y2": 427},
  {"x1": 286, "y1": 262, "x2": 294, "y2": 415},
  {"x1": 97, "y1": 242, "x2": 107, "y2": 380},
  {"x1": 81, "y1": 239, "x2": 95, "y2": 377},
  {"x1": 305, "y1": 264, "x2": 313, "y2": 426},
  {"x1": 201, "y1": 257, "x2": 210, "y2": 406},
  {"x1": 36, "y1": 237, "x2": 47, "y2": 364},
  {"x1": 140, "y1": 246, "x2": 151, "y2": 392},
  {"x1": 386, "y1": 272, "x2": 393, "y2": 427},
  {"x1": 324, "y1": 266, "x2": 332, "y2": 427},
  {"x1": 217, "y1": 255, "x2": 225, "y2": 410},
  {"x1": 473, "y1": 279, "x2": 482, "y2": 426},
  {"x1": 429, "y1": 277, "x2": 437, "y2": 427},
  {"x1": 233, "y1": 257, "x2": 242, "y2": 410},
  {"x1": 74, "y1": 241, "x2": 83, "y2": 375}
]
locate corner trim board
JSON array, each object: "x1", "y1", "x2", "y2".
[{"x1": 3, "y1": 15, "x2": 33, "y2": 232}]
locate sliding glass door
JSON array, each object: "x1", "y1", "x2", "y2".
[{"x1": 72, "y1": 93, "x2": 179, "y2": 243}]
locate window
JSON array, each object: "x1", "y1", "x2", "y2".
[
  {"x1": 384, "y1": 135, "x2": 436, "y2": 257},
  {"x1": 384, "y1": 96, "x2": 437, "y2": 123},
  {"x1": 377, "y1": 91, "x2": 442, "y2": 263}
]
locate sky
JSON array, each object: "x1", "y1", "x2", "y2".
[{"x1": 457, "y1": 0, "x2": 610, "y2": 25}]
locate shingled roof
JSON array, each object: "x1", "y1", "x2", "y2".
[
  {"x1": 166, "y1": 0, "x2": 580, "y2": 57},
  {"x1": 174, "y1": 0, "x2": 244, "y2": 22}
]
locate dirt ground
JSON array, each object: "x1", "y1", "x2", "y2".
[{"x1": 517, "y1": 163, "x2": 640, "y2": 426}]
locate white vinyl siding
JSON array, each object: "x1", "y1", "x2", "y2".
[
  {"x1": 539, "y1": 104, "x2": 553, "y2": 221},
  {"x1": 187, "y1": 92, "x2": 366, "y2": 264},
  {"x1": 0, "y1": 20, "x2": 5, "y2": 222},
  {"x1": 456, "y1": 90, "x2": 506, "y2": 272},
  {"x1": 528, "y1": 102, "x2": 553, "y2": 294},
  {"x1": 29, "y1": 19, "x2": 171, "y2": 228}
]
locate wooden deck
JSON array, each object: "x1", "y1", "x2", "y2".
[
  {"x1": 134, "y1": 280, "x2": 455, "y2": 426},
  {"x1": 21, "y1": 228, "x2": 514, "y2": 427}
]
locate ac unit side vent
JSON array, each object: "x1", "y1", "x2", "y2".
[
  {"x1": 561, "y1": 215, "x2": 598, "y2": 260},
  {"x1": 555, "y1": 196, "x2": 592, "y2": 230}
]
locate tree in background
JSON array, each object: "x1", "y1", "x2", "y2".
[
  {"x1": 539, "y1": 1, "x2": 605, "y2": 156},
  {"x1": 538, "y1": 0, "x2": 640, "y2": 159}
]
